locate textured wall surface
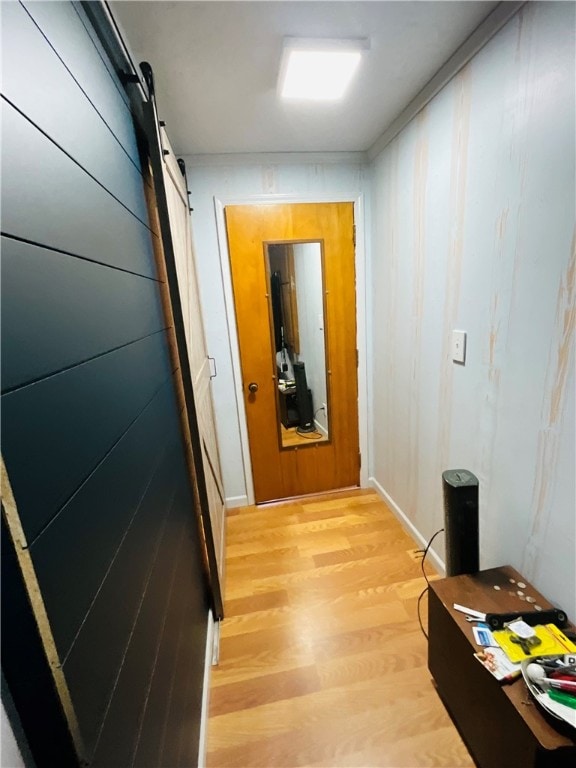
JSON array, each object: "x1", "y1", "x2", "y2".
[
  {"x1": 293, "y1": 242, "x2": 328, "y2": 432},
  {"x1": 1, "y1": 703, "x2": 24, "y2": 768},
  {"x1": 370, "y1": 1, "x2": 575, "y2": 615},
  {"x1": 184, "y1": 157, "x2": 369, "y2": 504}
]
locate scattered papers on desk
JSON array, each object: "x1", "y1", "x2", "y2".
[
  {"x1": 493, "y1": 623, "x2": 576, "y2": 664},
  {"x1": 474, "y1": 647, "x2": 522, "y2": 682},
  {"x1": 473, "y1": 624, "x2": 498, "y2": 647}
]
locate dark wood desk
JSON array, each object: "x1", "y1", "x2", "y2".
[
  {"x1": 278, "y1": 387, "x2": 299, "y2": 428},
  {"x1": 277, "y1": 386, "x2": 313, "y2": 429},
  {"x1": 428, "y1": 566, "x2": 576, "y2": 768}
]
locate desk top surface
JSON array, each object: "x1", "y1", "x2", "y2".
[{"x1": 430, "y1": 565, "x2": 576, "y2": 750}]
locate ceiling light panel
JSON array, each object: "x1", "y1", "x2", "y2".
[{"x1": 279, "y1": 37, "x2": 369, "y2": 101}]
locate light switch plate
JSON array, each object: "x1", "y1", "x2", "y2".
[{"x1": 452, "y1": 330, "x2": 467, "y2": 364}]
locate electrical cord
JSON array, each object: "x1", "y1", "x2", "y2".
[
  {"x1": 417, "y1": 589, "x2": 429, "y2": 641},
  {"x1": 420, "y1": 528, "x2": 443, "y2": 585},
  {"x1": 295, "y1": 428, "x2": 323, "y2": 438},
  {"x1": 416, "y1": 527, "x2": 444, "y2": 641},
  {"x1": 296, "y1": 407, "x2": 326, "y2": 438}
]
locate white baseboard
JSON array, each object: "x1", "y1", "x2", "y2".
[
  {"x1": 225, "y1": 494, "x2": 248, "y2": 508},
  {"x1": 368, "y1": 477, "x2": 446, "y2": 576},
  {"x1": 211, "y1": 618, "x2": 221, "y2": 666},
  {"x1": 314, "y1": 419, "x2": 328, "y2": 436},
  {"x1": 197, "y1": 610, "x2": 214, "y2": 768}
]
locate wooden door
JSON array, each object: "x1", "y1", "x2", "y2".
[
  {"x1": 226, "y1": 202, "x2": 359, "y2": 503},
  {"x1": 161, "y1": 129, "x2": 226, "y2": 579}
]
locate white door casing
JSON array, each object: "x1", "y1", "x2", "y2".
[{"x1": 213, "y1": 192, "x2": 369, "y2": 506}]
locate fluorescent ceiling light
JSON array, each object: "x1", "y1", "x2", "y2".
[{"x1": 279, "y1": 37, "x2": 369, "y2": 101}]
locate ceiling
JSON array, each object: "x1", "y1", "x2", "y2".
[{"x1": 111, "y1": 1, "x2": 498, "y2": 156}]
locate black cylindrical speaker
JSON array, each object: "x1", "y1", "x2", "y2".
[
  {"x1": 442, "y1": 469, "x2": 479, "y2": 577},
  {"x1": 293, "y1": 362, "x2": 314, "y2": 432}
]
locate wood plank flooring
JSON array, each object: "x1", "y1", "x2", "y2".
[
  {"x1": 205, "y1": 490, "x2": 473, "y2": 767},
  {"x1": 280, "y1": 424, "x2": 329, "y2": 448}
]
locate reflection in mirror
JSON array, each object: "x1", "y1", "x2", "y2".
[{"x1": 266, "y1": 242, "x2": 329, "y2": 448}]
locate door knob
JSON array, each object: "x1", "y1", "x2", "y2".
[{"x1": 248, "y1": 382, "x2": 259, "y2": 393}]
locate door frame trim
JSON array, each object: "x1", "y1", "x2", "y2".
[{"x1": 214, "y1": 193, "x2": 369, "y2": 506}]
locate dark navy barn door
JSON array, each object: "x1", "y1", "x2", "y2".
[{"x1": 1, "y1": 2, "x2": 210, "y2": 766}]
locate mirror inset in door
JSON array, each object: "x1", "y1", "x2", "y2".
[{"x1": 265, "y1": 242, "x2": 329, "y2": 448}]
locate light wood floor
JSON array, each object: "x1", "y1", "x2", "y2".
[
  {"x1": 205, "y1": 490, "x2": 473, "y2": 767},
  {"x1": 280, "y1": 424, "x2": 329, "y2": 448}
]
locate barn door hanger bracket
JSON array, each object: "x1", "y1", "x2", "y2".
[
  {"x1": 140, "y1": 61, "x2": 155, "y2": 98},
  {"x1": 120, "y1": 71, "x2": 140, "y2": 85},
  {"x1": 176, "y1": 158, "x2": 195, "y2": 212}
]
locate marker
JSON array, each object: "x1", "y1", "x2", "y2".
[
  {"x1": 548, "y1": 688, "x2": 576, "y2": 709},
  {"x1": 502, "y1": 669, "x2": 522, "y2": 683}
]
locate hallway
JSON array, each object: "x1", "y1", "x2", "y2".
[{"x1": 206, "y1": 491, "x2": 473, "y2": 767}]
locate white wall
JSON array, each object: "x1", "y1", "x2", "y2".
[
  {"x1": 183, "y1": 155, "x2": 369, "y2": 505},
  {"x1": 369, "y1": 2, "x2": 575, "y2": 615},
  {"x1": 292, "y1": 242, "x2": 328, "y2": 432},
  {"x1": 1, "y1": 703, "x2": 25, "y2": 768}
]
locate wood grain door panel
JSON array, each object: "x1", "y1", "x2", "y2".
[
  {"x1": 226, "y1": 202, "x2": 359, "y2": 503},
  {"x1": 161, "y1": 129, "x2": 226, "y2": 581}
]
